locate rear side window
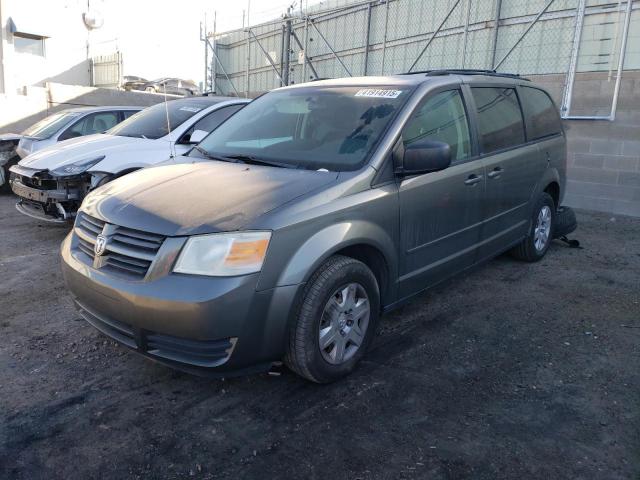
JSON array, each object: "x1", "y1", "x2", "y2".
[
  {"x1": 471, "y1": 87, "x2": 525, "y2": 154},
  {"x1": 60, "y1": 112, "x2": 119, "y2": 140},
  {"x1": 402, "y1": 90, "x2": 471, "y2": 162},
  {"x1": 519, "y1": 87, "x2": 562, "y2": 140}
]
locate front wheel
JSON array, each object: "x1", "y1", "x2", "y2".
[
  {"x1": 510, "y1": 192, "x2": 555, "y2": 262},
  {"x1": 285, "y1": 255, "x2": 380, "y2": 383}
]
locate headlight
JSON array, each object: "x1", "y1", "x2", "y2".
[
  {"x1": 173, "y1": 231, "x2": 271, "y2": 277},
  {"x1": 50, "y1": 156, "x2": 105, "y2": 176}
]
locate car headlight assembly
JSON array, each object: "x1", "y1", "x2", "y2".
[
  {"x1": 50, "y1": 156, "x2": 105, "y2": 177},
  {"x1": 173, "y1": 231, "x2": 271, "y2": 277}
]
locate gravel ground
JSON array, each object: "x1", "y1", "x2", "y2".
[{"x1": 1, "y1": 192, "x2": 639, "y2": 480}]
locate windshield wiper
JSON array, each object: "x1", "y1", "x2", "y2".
[
  {"x1": 191, "y1": 145, "x2": 231, "y2": 162},
  {"x1": 222, "y1": 154, "x2": 298, "y2": 169}
]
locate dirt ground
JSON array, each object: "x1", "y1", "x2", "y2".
[{"x1": 0, "y1": 192, "x2": 639, "y2": 480}]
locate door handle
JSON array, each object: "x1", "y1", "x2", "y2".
[
  {"x1": 464, "y1": 174, "x2": 483, "y2": 186},
  {"x1": 487, "y1": 167, "x2": 503, "y2": 179}
]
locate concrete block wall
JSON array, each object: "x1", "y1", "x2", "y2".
[{"x1": 530, "y1": 71, "x2": 640, "y2": 218}]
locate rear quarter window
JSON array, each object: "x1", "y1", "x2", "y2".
[
  {"x1": 471, "y1": 87, "x2": 525, "y2": 154},
  {"x1": 519, "y1": 86, "x2": 562, "y2": 140}
]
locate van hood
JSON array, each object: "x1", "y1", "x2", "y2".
[
  {"x1": 17, "y1": 134, "x2": 159, "y2": 172},
  {"x1": 81, "y1": 160, "x2": 339, "y2": 236}
]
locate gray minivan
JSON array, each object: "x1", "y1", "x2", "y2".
[{"x1": 61, "y1": 70, "x2": 576, "y2": 383}]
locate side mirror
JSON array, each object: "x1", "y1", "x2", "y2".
[
  {"x1": 188, "y1": 129, "x2": 209, "y2": 144},
  {"x1": 399, "y1": 140, "x2": 451, "y2": 175}
]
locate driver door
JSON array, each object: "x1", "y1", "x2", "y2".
[{"x1": 397, "y1": 88, "x2": 486, "y2": 298}]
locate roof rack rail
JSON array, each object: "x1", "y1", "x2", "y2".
[{"x1": 400, "y1": 69, "x2": 530, "y2": 81}]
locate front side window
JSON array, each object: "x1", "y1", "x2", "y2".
[
  {"x1": 196, "y1": 86, "x2": 411, "y2": 171},
  {"x1": 108, "y1": 101, "x2": 213, "y2": 139},
  {"x1": 519, "y1": 87, "x2": 562, "y2": 140},
  {"x1": 21, "y1": 112, "x2": 82, "y2": 139},
  {"x1": 402, "y1": 89, "x2": 471, "y2": 162},
  {"x1": 471, "y1": 87, "x2": 525, "y2": 154}
]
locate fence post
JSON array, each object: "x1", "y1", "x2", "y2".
[
  {"x1": 461, "y1": 0, "x2": 472, "y2": 68},
  {"x1": 363, "y1": 2, "x2": 372, "y2": 76},
  {"x1": 490, "y1": 0, "x2": 502, "y2": 70},
  {"x1": 283, "y1": 17, "x2": 292, "y2": 86},
  {"x1": 381, "y1": 0, "x2": 390, "y2": 74}
]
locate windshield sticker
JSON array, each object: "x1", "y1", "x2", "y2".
[
  {"x1": 355, "y1": 89, "x2": 403, "y2": 99},
  {"x1": 179, "y1": 106, "x2": 202, "y2": 113}
]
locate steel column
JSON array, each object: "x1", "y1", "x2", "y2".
[{"x1": 283, "y1": 17, "x2": 292, "y2": 86}]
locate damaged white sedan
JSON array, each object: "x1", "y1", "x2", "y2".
[{"x1": 9, "y1": 96, "x2": 248, "y2": 222}]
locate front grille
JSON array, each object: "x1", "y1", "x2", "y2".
[
  {"x1": 74, "y1": 212, "x2": 165, "y2": 280},
  {"x1": 75, "y1": 300, "x2": 236, "y2": 369}
]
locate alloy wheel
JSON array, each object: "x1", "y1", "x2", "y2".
[{"x1": 318, "y1": 283, "x2": 370, "y2": 365}]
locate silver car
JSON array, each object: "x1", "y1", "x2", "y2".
[
  {"x1": 61, "y1": 70, "x2": 577, "y2": 383},
  {"x1": 14, "y1": 106, "x2": 142, "y2": 159}
]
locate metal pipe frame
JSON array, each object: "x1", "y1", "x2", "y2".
[
  {"x1": 560, "y1": 0, "x2": 586, "y2": 117},
  {"x1": 206, "y1": 38, "x2": 241, "y2": 97},
  {"x1": 562, "y1": 0, "x2": 633, "y2": 121},
  {"x1": 291, "y1": 29, "x2": 319, "y2": 80},
  {"x1": 408, "y1": 0, "x2": 463, "y2": 73},
  {"x1": 248, "y1": 29, "x2": 284, "y2": 84},
  {"x1": 493, "y1": 0, "x2": 556, "y2": 70},
  {"x1": 309, "y1": 18, "x2": 353, "y2": 77}
]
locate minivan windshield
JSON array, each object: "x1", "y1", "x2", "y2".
[
  {"x1": 195, "y1": 86, "x2": 411, "y2": 171},
  {"x1": 22, "y1": 112, "x2": 82, "y2": 140},
  {"x1": 108, "y1": 101, "x2": 210, "y2": 140}
]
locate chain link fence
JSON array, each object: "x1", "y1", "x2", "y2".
[{"x1": 204, "y1": 0, "x2": 639, "y2": 117}]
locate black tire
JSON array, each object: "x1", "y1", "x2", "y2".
[
  {"x1": 285, "y1": 255, "x2": 380, "y2": 383},
  {"x1": 510, "y1": 192, "x2": 555, "y2": 262}
]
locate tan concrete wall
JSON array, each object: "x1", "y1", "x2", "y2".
[{"x1": 530, "y1": 70, "x2": 640, "y2": 218}]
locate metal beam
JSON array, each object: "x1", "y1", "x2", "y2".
[
  {"x1": 408, "y1": 0, "x2": 463, "y2": 72},
  {"x1": 248, "y1": 29, "x2": 284, "y2": 83},
  {"x1": 310, "y1": 18, "x2": 352, "y2": 76},
  {"x1": 493, "y1": 0, "x2": 556, "y2": 70}
]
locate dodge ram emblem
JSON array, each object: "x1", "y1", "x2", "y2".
[{"x1": 94, "y1": 234, "x2": 107, "y2": 257}]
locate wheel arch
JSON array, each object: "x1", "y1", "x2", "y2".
[{"x1": 268, "y1": 221, "x2": 398, "y2": 308}]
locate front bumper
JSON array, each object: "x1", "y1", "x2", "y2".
[
  {"x1": 60, "y1": 232, "x2": 301, "y2": 376},
  {"x1": 9, "y1": 170, "x2": 86, "y2": 221}
]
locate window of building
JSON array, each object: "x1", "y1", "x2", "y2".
[
  {"x1": 14, "y1": 34, "x2": 45, "y2": 57},
  {"x1": 471, "y1": 87, "x2": 525, "y2": 154}
]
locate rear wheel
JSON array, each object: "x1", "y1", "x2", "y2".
[
  {"x1": 285, "y1": 255, "x2": 380, "y2": 383},
  {"x1": 511, "y1": 192, "x2": 555, "y2": 262}
]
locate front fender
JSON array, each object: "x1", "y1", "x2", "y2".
[{"x1": 262, "y1": 220, "x2": 398, "y2": 292}]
